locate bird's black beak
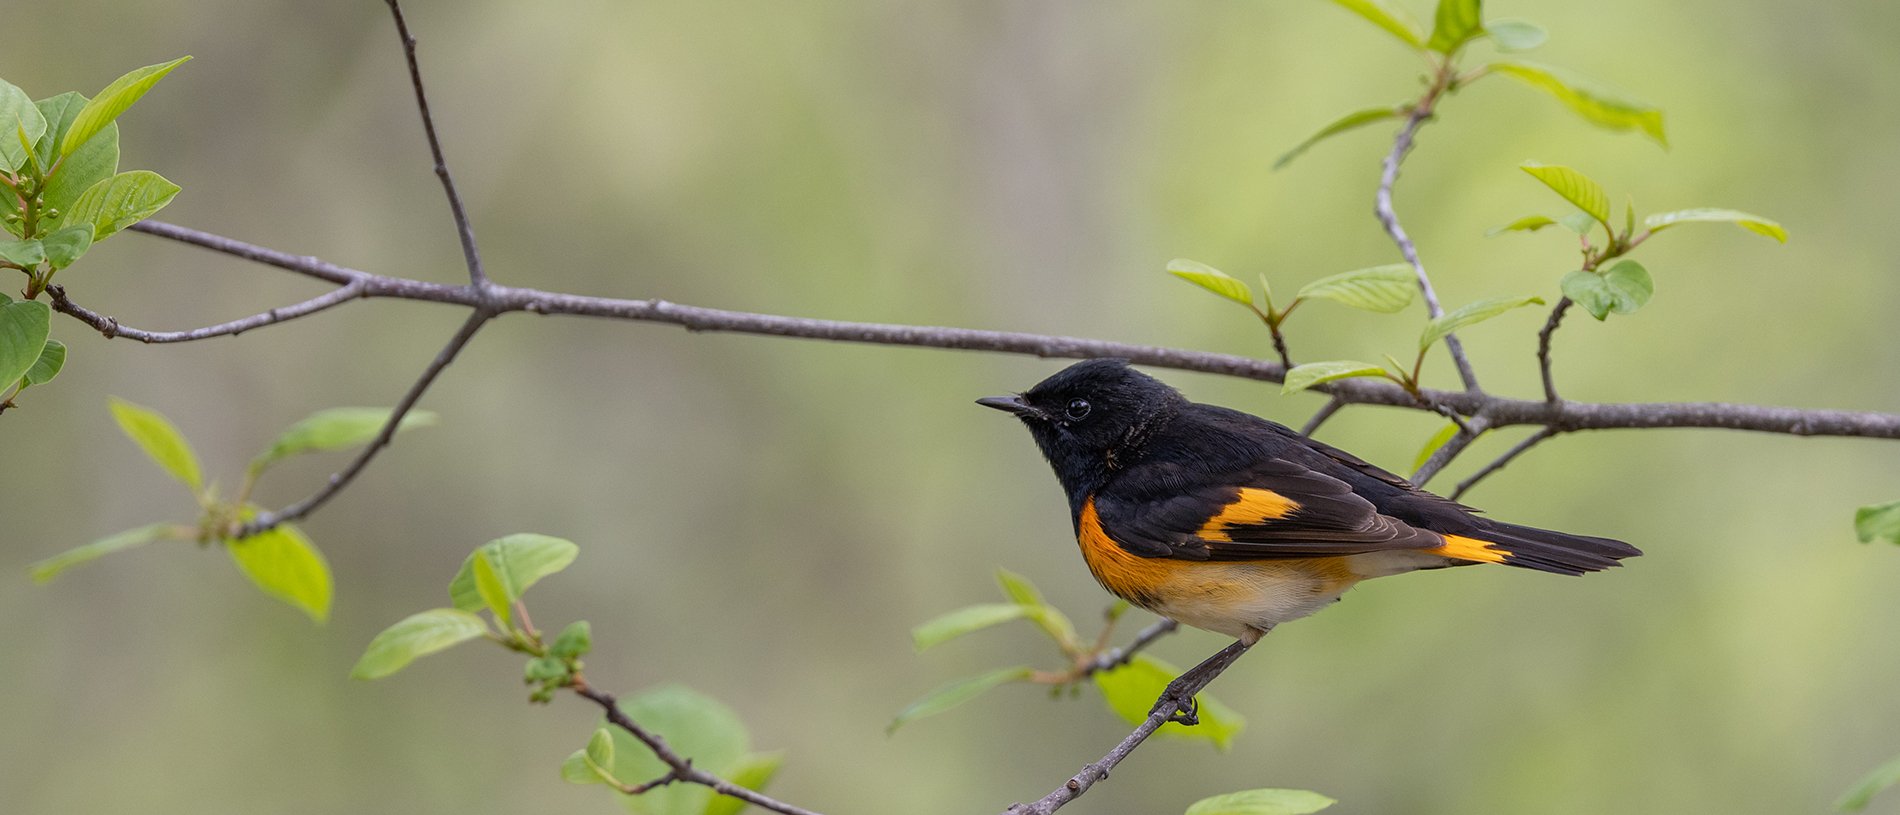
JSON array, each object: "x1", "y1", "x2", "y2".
[{"x1": 976, "y1": 394, "x2": 1042, "y2": 419}]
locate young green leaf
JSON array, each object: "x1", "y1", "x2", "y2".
[
  {"x1": 0, "y1": 238, "x2": 46, "y2": 268},
  {"x1": 1419, "y1": 295, "x2": 1545, "y2": 350},
  {"x1": 561, "y1": 749, "x2": 611, "y2": 785},
  {"x1": 1837, "y1": 753, "x2": 1900, "y2": 812},
  {"x1": 36, "y1": 92, "x2": 119, "y2": 216},
  {"x1": 1483, "y1": 19, "x2": 1547, "y2": 51},
  {"x1": 470, "y1": 551, "x2": 513, "y2": 626},
  {"x1": 61, "y1": 57, "x2": 191, "y2": 158},
  {"x1": 1519, "y1": 163, "x2": 1611, "y2": 231},
  {"x1": 1295, "y1": 264, "x2": 1416, "y2": 313},
  {"x1": 1558, "y1": 209, "x2": 1597, "y2": 236},
  {"x1": 1281, "y1": 361, "x2": 1388, "y2": 395},
  {"x1": 1488, "y1": 61, "x2": 1666, "y2": 146},
  {"x1": 28, "y1": 523, "x2": 177, "y2": 583},
  {"x1": 1411, "y1": 423, "x2": 1460, "y2": 473},
  {"x1": 39, "y1": 226, "x2": 93, "y2": 270},
  {"x1": 1274, "y1": 106, "x2": 1405, "y2": 170},
  {"x1": 350, "y1": 608, "x2": 489, "y2": 679},
  {"x1": 1643, "y1": 208, "x2": 1788, "y2": 243},
  {"x1": 912, "y1": 603, "x2": 1034, "y2": 652},
  {"x1": 448, "y1": 534, "x2": 580, "y2": 612},
  {"x1": 703, "y1": 752, "x2": 786, "y2": 815},
  {"x1": 58, "y1": 170, "x2": 182, "y2": 241},
  {"x1": 585, "y1": 727, "x2": 617, "y2": 771},
  {"x1": 604, "y1": 685, "x2": 753, "y2": 815},
  {"x1": 889, "y1": 666, "x2": 1034, "y2": 733},
  {"x1": 550, "y1": 620, "x2": 594, "y2": 660},
  {"x1": 228, "y1": 520, "x2": 333, "y2": 623},
  {"x1": 1168, "y1": 259, "x2": 1253, "y2": 306},
  {"x1": 1485, "y1": 215, "x2": 1557, "y2": 236},
  {"x1": 1184, "y1": 788, "x2": 1337, "y2": 815},
  {"x1": 249, "y1": 407, "x2": 438, "y2": 475},
  {"x1": 0, "y1": 80, "x2": 48, "y2": 173},
  {"x1": 23, "y1": 339, "x2": 65, "y2": 387},
  {"x1": 994, "y1": 568, "x2": 1079, "y2": 647},
  {"x1": 1426, "y1": 0, "x2": 1484, "y2": 53},
  {"x1": 1326, "y1": 0, "x2": 1427, "y2": 48},
  {"x1": 1561, "y1": 261, "x2": 1653, "y2": 320},
  {"x1": 107, "y1": 396, "x2": 204, "y2": 493},
  {"x1": 995, "y1": 567, "x2": 1046, "y2": 607},
  {"x1": 1094, "y1": 654, "x2": 1245, "y2": 749},
  {"x1": 1855, "y1": 501, "x2": 1900, "y2": 545}
]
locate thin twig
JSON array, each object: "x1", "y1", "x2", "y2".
[
  {"x1": 1537, "y1": 297, "x2": 1573, "y2": 403},
  {"x1": 1376, "y1": 64, "x2": 1480, "y2": 393},
  {"x1": 1078, "y1": 618, "x2": 1178, "y2": 678},
  {"x1": 1451, "y1": 426, "x2": 1560, "y2": 500},
  {"x1": 234, "y1": 309, "x2": 490, "y2": 537},
  {"x1": 384, "y1": 0, "x2": 490, "y2": 289},
  {"x1": 1410, "y1": 415, "x2": 1492, "y2": 487},
  {"x1": 572, "y1": 681, "x2": 826, "y2": 815},
  {"x1": 1299, "y1": 397, "x2": 1344, "y2": 437},
  {"x1": 47, "y1": 281, "x2": 365, "y2": 343}
]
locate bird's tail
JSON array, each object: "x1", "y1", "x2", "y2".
[{"x1": 1429, "y1": 521, "x2": 1641, "y2": 576}]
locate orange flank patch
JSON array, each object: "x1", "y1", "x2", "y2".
[
  {"x1": 1078, "y1": 500, "x2": 1191, "y2": 605},
  {"x1": 1428, "y1": 534, "x2": 1508, "y2": 564},
  {"x1": 1195, "y1": 487, "x2": 1301, "y2": 542}
]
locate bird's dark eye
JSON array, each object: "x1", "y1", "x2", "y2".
[{"x1": 1065, "y1": 399, "x2": 1092, "y2": 421}]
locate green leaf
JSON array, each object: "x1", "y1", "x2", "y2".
[
  {"x1": 1274, "y1": 107, "x2": 1405, "y2": 170},
  {"x1": 470, "y1": 550, "x2": 513, "y2": 626},
  {"x1": 1419, "y1": 295, "x2": 1545, "y2": 351},
  {"x1": 0, "y1": 238, "x2": 45, "y2": 267},
  {"x1": 1558, "y1": 210, "x2": 1597, "y2": 235},
  {"x1": 888, "y1": 666, "x2": 1034, "y2": 733},
  {"x1": 36, "y1": 93, "x2": 119, "y2": 217},
  {"x1": 1168, "y1": 259, "x2": 1253, "y2": 306},
  {"x1": 449, "y1": 533, "x2": 580, "y2": 612},
  {"x1": 551, "y1": 620, "x2": 594, "y2": 659},
  {"x1": 1411, "y1": 423, "x2": 1460, "y2": 473},
  {"x1": 1561, "y1": 261, "x2": 1653, "y2": 320},
  {"x1": 250, "y1": 406, "x2": 437, "y2": 475},
  {"x1": 1185, "y1": 788, "x2": 1337, "y2": 815},
  {"x1": 1427, "y1": 0, "x2": 1483, "y2": 53},
  {"x1": 1485, "y1": 215, "x2": 1556, "y2": 236},
  {"x1": 1643, "y1": 208, "x2": 1788, "y2": 243},
  {"x1": 1519, "y1": 163, "x2": 1611, "y2": 231},
  {"x1": 995, "y1": 567, "x2": 1077, "y2": 647},
  {"x1": 0, "y1": 79, "x2": 48, "y2": 173},
  {"x1": 1838, "y1": 753, "x2": 1900, "y2": 812},
  {"x1": 39, "y1": 226, "x2": 93, "y2": 270},
  {"x1": 703, "y1": 752, "x2": 786, "y2": 815},
  {"x1": 28, "y1": 523, "x2": 175, "y2": 583},
  {"x1": 1296, "y1": 264, "x2": 1416, "y2": 313},
  {"x1": 22, "y1": 339, "x2": 65, "y2": 386},
  {"x1": 107, "y1": 396, "x2": 204, "y2": 493},
  {"x1": 605, "y1": 685, "x2": 752, "y2": 815},
  {"x1": 1281, "y1": 360, "x2": 1388, "y2": 395},
  {"x1": 587, "y1": 727, "x2": 617, "y2": 770},
  {"x1": 1093, "y1": 654, "x2": 1244, "y2": 749},
  {"x1": 1327, "y1": 0, "x2": 1426, "y2": 48},
  {"x1": 350, "y1": 608, "x2": 489, "y2": 679},
  {"x1": 61, "y1": 57, "x2": 191, "y2": 158},
  {"x1": 59, "y1": 170, "x2": 181, "y2": 241},
  {"x1": 228, "y1": 520, "x2": 333, "y2": 623},
  {"x1": 1483, "y1": 19, "x2": 1546, "y2": 51},
  {"x1": 1855, "y1": 501, "x2": 1900, "y2": 545},
  {"x1": 912, "y1": 603, "x2": 1034, "y2": 651},
  {"x1": 561, "y1": 749, "x2": 611, "y2": 785},
  {"x1": 1489, "y1": 61, "x2": 1666, "y2": 146}
]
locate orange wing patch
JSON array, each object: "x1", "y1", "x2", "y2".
[
  {"x1": 1427, "y1": 534, "x2": 1508, "y2": 564},
  {"x1": 1195, "y1": 487, "x2": 1301, "y2": 542}
]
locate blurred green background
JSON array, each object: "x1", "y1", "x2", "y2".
[{"x1": 5, "y1": 1, "x2": 1900, "y2": 813}]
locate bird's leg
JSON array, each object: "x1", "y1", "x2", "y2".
[{"x1": 1146, "y1": 627, "x2": 1266, "y2": 725}]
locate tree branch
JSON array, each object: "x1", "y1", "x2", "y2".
[
  {"x1": 383, "y1": 0, "x2": 490, "y2": 289},
  {"x1": 571, "y1": 680, "x2": 826, "y2": 815},
  {"x1": 1077, "y1": 618, "x2": 1178, "y2": 678},
  {"x1": 1410, "y1": 416, "x2": 1491, "y2": 487},
  {"x1": 1451, "y1": 426, "x2": 1560, "y2": 500},
  {"x1": 1299, "y1": 397, "x2": 1344, "y2": 437},
  {"x1": 1537, "y1": 297, "x2": 1573, "y2": 403},
  {"x1": 1376, "y1": 65, "x2": 1480, "y2": 393},
  {"x1": 46, "y1": 281, "x2": 365, "y2": 343}
]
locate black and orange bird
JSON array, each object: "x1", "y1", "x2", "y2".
[{"x1": 979, "y1": 359, "x2": 1638, "y2": 695}]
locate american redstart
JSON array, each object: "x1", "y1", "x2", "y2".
[{"x1": 979, "y1": 359, "x2": 1638, "y2": 647}]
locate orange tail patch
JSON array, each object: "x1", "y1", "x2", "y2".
[{"x1": 1428, "y1": 534, "x2": 1509, "y2": 564}]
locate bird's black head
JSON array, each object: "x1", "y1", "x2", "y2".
[{"x1": 978, "y1": 359, "x2": 1187, "y2": 505}]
